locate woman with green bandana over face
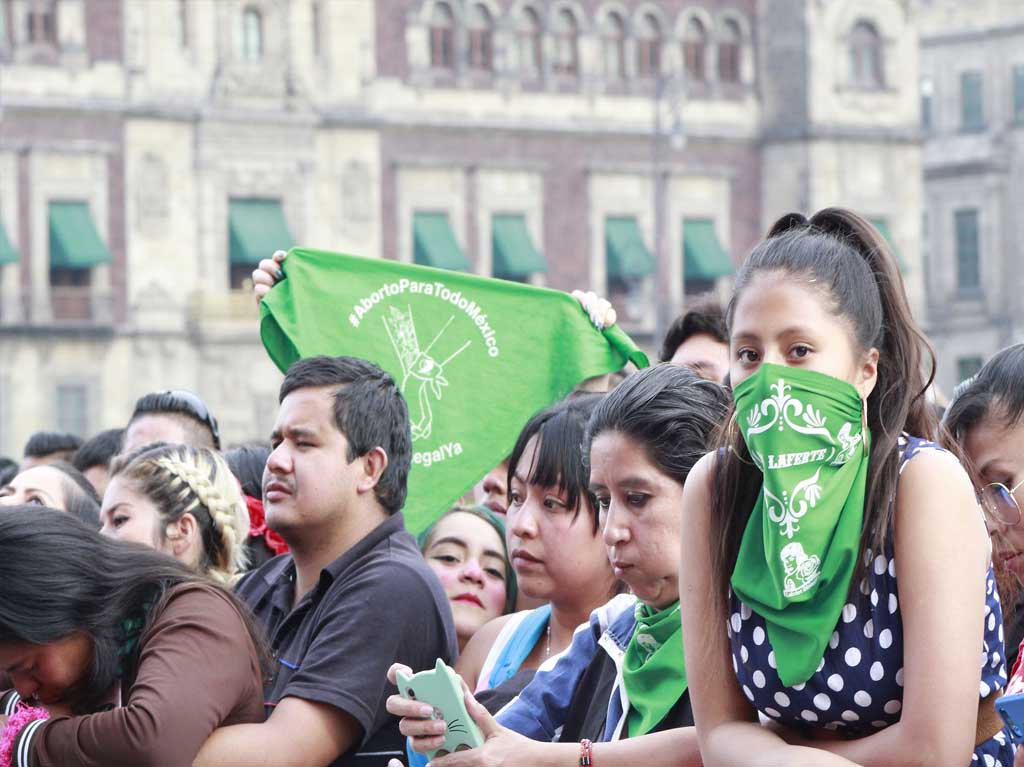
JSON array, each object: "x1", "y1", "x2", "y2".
[{"x1": 679, "y1": 208, "x2": 1012, "y2": 767}]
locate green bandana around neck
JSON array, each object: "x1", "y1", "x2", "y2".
[
  {"x1": 729, "y1": 363, "x2": 870, "y2": 686},
  {"x1": 622, "y1": 601, "x2": 687, "y2": 737}
]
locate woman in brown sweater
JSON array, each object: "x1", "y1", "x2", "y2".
[{"x1": 0, "y1": 507, "x2": 266, "y2": 767}]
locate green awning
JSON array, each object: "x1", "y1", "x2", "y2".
[
  {"x1": 492, "y1": 214, "x2": 546, "y2": 278},
  {"x1": 683, "y1": 219, "x2": 733, "y2": 280},
  {"x1": 0, "y1": 222, "x2": 17, "y2": 265},
  {"x1": 605, "y1": 216, "x2": 654, "y2": 279},
  {"x1": 870, "y1": 218, "x2": 908, "y2": 273},
  {"x1": 49, "y1": 201, "x2": 111, "y2": 268},
  {"x1": 229, "y1": 199, "x2": 295, "y2": 265},
  {"x1": 413, "y1": 212, "x2": 469, "y2": 271}
]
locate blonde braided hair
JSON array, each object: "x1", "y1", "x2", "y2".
[{"x1": 111, "y1": 444, "x2": 250, "y2": 583}]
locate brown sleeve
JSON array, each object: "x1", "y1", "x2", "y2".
[{"x1": 28, "y1": 584, "x2": 264, "y2": 767}]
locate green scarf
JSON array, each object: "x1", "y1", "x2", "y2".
[
  {"x1": 730, "y1": 364, "x2": 870, "y2": 686},
  {"x1": 259, "y1": 248, "x2": 648, "y2": 533},
  {"x1": 622, "y1": 601, "x2": 687, "y2": 737}
]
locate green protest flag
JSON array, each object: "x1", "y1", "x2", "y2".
[{"x1": 259, "y1": 248, "x2": 649, "y2": 533}]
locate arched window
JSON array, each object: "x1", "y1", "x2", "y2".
[
  {"x1": 241, "y1": 6, "x2": 263, "y2": 61},
  {"x1": 601, "y1": 11, "x2": 626, "y2": 81},
  {"x1": 553, "y1": 8, "x2": 579, "y2": 76},
  {"x1": 429, "y1": 1, "x2": 455, "y2": 70},
  {"x1": 683, "y1": 17, "x2": 707, "y2": 82},
  {"x1": 518, "y1": 7, "x2": 543, "y2": 76},
  {"x1": 718, "y1": 18, "x2": 742, "y2": 83},
  {"x1": 468, "y1": 4, "x2": 493, "y2": 71},
  {"x1": 636, "y1": 12, "x2": 661, "y2": 79},
  {"x1": 850, "y1": 20, "x2": 883, "y2": 89}
]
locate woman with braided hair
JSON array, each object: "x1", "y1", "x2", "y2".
[{"x1": 99, "y1": 443, "x2": 250, "y2": 583}]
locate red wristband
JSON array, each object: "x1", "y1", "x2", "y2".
[{"x1": 579, "y1": 738, "x2": 593, "y2": 766}]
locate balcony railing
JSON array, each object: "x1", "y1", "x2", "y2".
[{"x1": 0, "y1": 288, "x2": 114, "y2": 326}]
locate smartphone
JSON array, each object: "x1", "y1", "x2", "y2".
[
  {"x1": 396, "y1": 659, "x2": 485, "y2": 759},
  {"x1": 995, "y1": 692, "x2": 1024, "y2": 743}
]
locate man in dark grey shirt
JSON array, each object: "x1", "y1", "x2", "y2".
[{"x1": 195, "y1": 356, "x2": 457, "y2": 767}]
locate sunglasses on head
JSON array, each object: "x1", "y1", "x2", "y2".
[{"x1": 158, "y1": 389, "x2": 221, "y2": 450}]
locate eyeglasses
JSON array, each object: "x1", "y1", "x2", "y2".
[
  {"x1": 980, "y1": 478, "x2": 1024, "y2": 528},
  {"x1": 158, "y1": 390, "x2": 221, "y2": 450}
]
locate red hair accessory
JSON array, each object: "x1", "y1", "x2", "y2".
[{"x1": 245, "y1": 495, "x2": 289, "y2": 556}]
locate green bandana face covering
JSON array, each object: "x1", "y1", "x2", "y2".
[
  {"x1": 622, "y1": 601, "x2": 687, "y2": 737},
  {"x1": 730, "y1": 363, "x2": 870, "y2": 686}
]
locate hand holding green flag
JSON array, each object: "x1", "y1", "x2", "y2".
[{"x1": 259, "y1": 248, "x2": 649, "y2": 532}]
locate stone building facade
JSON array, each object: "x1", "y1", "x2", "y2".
[
  {"x1": 0, "y1": 0, "x2": 924, "y2": 454},
  {"x1": 917, "y1": 0, "x2": 1024, "y2": 393}
]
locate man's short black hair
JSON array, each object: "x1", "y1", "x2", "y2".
[
  {"x1": 658, "y1": 300, "x2": 728, "y2": 363},
  {"x1": 72, "y1": 428, "x2": 125, "y2": 473},
  {"x1": 279, "y1": 356, "x2": 412, "y2": 515},
  {"x1": 0, "y1": 457, "x2": 18, "y2": 486},
  {"x1": 129, "y1": 391, "x2": 220, "y2": 450},
  {"x1": 23, "y1": 431, "x2": 83, "y2": 461}
]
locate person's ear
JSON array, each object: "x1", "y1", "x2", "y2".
[
  {"x1": 858, "y1": 347, "x2": 880, "y2": 400},
  {"x1": 168, "y1": 513, "x2": 198, "y2": 558},
  {"x1": 356, "y1": 447, "x2": 389, "y2": 495}
]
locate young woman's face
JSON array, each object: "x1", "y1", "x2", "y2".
[
  {"x1": 591, "y1": 431, "x2": 684, "y2": 610},
  {"x1": 99, "y1": 476, "x2": 166, "y2": 553},
  {"x1": 423, "y1": 512, "x2": 509, "y2": 647},
  {"x1": 964, "y1": 413, "x2": 1024, "y2": 579},
  {"x1": 0, "y1": 633, "x2": 93, "y2": 705},
  {"x1": 506, "y1": 435, "x2": 614, "y2": 606},
  {"x1": 729, "y1": 272, "x2": 877, "y2": 395},
  {"x1": 0, "y1": 466, "x2": 69, "y2": 511}
]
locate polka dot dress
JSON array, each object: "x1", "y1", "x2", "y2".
[{"x1": 729, "y1": 437, "x2": 1013, "y2": 765}]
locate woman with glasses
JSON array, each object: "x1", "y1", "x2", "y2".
[{"x1": 944, "y1": 344, "x2": 1024, "y2": 671}]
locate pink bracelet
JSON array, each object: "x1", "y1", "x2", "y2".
[{"x1": 0, "y1": 704, "x2": 49, "y2": 767}]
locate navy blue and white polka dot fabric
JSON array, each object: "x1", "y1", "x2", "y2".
[{"x1": 729, "y1": 436, "x2": 1012, "y2": 765}]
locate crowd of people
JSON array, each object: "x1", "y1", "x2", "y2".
[{"x1": 0, "y1": 206, "x2": 1022, "y2": 767}]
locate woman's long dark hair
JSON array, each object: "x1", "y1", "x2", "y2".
[
  {"x1": 0, "y1": 506, "x2": 267, "y2": 713},
  {"x1": 584, "y1": 364, "x2": 731, "y2": 488},
  {"x1": 709, "y1": 208, "x2": 939, "y2": 608}
]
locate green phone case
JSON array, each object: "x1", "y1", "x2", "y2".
[{"x1": 396, "y1": 659, "x2": 485, "y2": 759}]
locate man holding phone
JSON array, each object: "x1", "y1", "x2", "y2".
[{"x1": 194, "y1": 355, "x2": 457, "y2": 767}]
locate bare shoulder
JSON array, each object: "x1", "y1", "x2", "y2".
[
  {"x1": 895, "y1": 445, "x2": 977, "y2": 514},
  {"x1": 455, "y1": 612, "x2": 519, "y2": 683}
]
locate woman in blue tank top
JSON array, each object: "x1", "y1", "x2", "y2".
[{"x1": 679, "y1": 208, "x2": 1011, "y2": 766}]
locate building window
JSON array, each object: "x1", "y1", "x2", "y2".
[
  {"x1": 920, "y1": 78, "x2": 933, "y2": 133},
  {"x1": 601, "y1": 11, "x2": 626, "y2": 81},
  {"x1": 26, "y1": 0, "x2": 57, "y2": 46},
  {"x1": 636, "y1": 13, "x2": 661, "y2": 79},
  {"x1": 178, "y1": 0, "x2": 190, "y2": 48},
  {"x1": 429, "y1": 1, "x2": 454, "y2": 69},
  {"x1": 718, "y1": 18, "x2": 742, "y2": 84},
  {"x1": 311, "y1": 0, "x2": 322, "y2": 58},
  {"x1": 49, "y1": 267, "x2": 91, "y2": 321},
  {"x1": 241, "y1": 6, "x2": 263, "y2": 61},
  {"x1": 1013, "y1": 64, "x2": 1024, "y2": 122},
  {"x1": 467, "y1": 3, "x2": 493, "y2": 71},
  {"x1": 683, "y1": 17, "x2": 706, "y2": 83},
  {"x1": 517, "y1": 7, "x2": 542, "y2": 76},
  {"x1": 552, "y1": 8, "x2": 579, "y2": 77},
  {"x1": 849, "y1": 20, "x2": 883, "y2": 89},
  {"x1": 960, "y1": 71, "x2": 985, "y2": 132},
  {"x1": 56, "y1": 384, "x2": 88, "y2": 438},
  {"x1": 954, "y1": 209, "x2": 980, "y2": 292},
  {"x1": 957, "y1": 356, "x2": 984, "y2": 384}
]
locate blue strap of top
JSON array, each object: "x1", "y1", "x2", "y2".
[{"x1": 488, "y1": 604, "x2": 552, "y2": 690}]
